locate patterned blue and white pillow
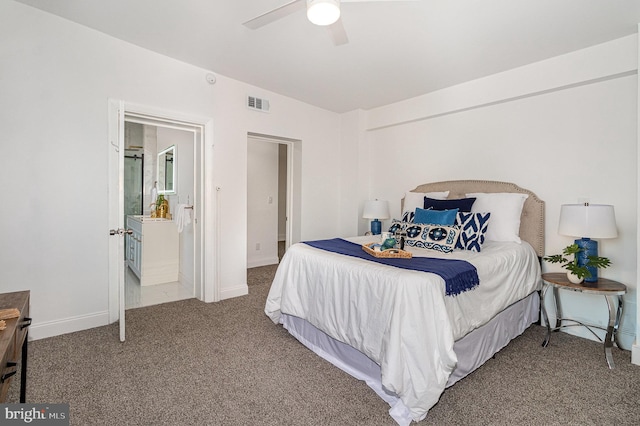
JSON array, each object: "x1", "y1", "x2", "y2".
[
  {"x1": 455, "y1": 212, "x2": 491, "y2": 252},
  {"x1": 387, "y1": 219, "x2": 409, "y2": 234},
  {"x1": 401, "y1": 210, "x2": 415, "y2": 223},
  {"x1": 404, "y1": 224, "x2": 460, "y2": 254}
]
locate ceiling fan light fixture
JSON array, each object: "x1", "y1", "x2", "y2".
[{"x1": 307, "y1": 0, "x2": 341, "y2": 26}]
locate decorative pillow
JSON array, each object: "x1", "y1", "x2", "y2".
[
  {"x1": 404, "y1": 223, "x2": 460, "y2": 254},
  {"x1": 466, "y1": 192, "x2": 528, "y2": 243},
  {"x1": 455, "y1": 212, "x2": 491, "y2": 252},
  {"x1": 401, "y1": 210, "x2": 415, "y2": 223},
  {"x1": 414, "y1": 207, "x2": 459, "y2": 226},
  {"x1": 424, "y1": 197, "x2": 476, "y2": 212},
  {"x1": 403, "y1": 191, "x2": 449, "y2": 214},
  {"x1": 387, "y1": 219, "x2": 410, "y2": 234}
]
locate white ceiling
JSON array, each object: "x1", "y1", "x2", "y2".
[{"x1": 15, "y1": 0, "x2": 640, "y2": 113}]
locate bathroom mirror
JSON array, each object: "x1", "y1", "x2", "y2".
[{"x1": 157, "y1": 145, "x2": 176, "y2": 194}]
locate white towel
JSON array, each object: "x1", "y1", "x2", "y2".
[
  {"x1": 150, "y1": 183, "x2": 158, "y2": 205},
  {"x1": 175, "y1": 204, "x2": 192, "y2": 233}
]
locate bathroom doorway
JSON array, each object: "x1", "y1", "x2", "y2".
[
  {"x1": 123, "y1": 121, "x2": 195, "y2": 310},
  {"x1": 108, "y1": 100, "x2": 216, "y2": 341}
]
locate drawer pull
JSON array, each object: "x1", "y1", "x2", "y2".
[
  {"x1": 20, "y1": 317, "x2": 32, "y2": 329},
  {"x1": 1, "y1": 370, "x2": 17, "y2": 383}
]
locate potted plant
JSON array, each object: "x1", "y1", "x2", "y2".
[{"x1": 543, "y1": 243, "x2": 611, "y2": 283}]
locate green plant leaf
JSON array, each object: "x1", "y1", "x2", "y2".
[
  {"x1": 562, "y1": 244, "x2": 582, "y2": 256},
  {"x1": 565, "y1": 263, "x2": 591, "y2": 279},
  {"x1": 543, "y1": 244, "x2": 611, "y2": 279},
  {"x1": 586, "y1": 256, "x2": 611, "y2": 269},
  {"x1": 543, "y1": 254, "x2": 567, "y2": 264}
]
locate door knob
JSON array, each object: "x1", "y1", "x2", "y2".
[{"x1": 109, "y1": 228, "x2": 134, "y2": 236}]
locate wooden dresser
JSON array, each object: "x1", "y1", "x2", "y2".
[{"x1": 0, "y1": 291, "x2": 30, "y2": 402}]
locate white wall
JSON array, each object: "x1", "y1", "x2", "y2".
[
  {"x1": 247, "y1": 138, "x2": 279, "y2": 268},
  {"x1": 0, "y1": 1, "x2": 345, "y2": 339},
  {"x1": 156, "y1": 126, "x2": 195, "y2": 286},
  {"x1": 635, "y1": 24, "x2": 640, "y2": 365},
  {"x1": 361, "y1": 35, "x2": 638, "y2": 350},
  {"x1": 340, "y1": 109, "x2": 371, "y2": 236},
  {"x1": 278, "y1": 144, "x2": 287, "y2": 241}
]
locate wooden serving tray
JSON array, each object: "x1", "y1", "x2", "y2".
[{"x1": 362, "y1": 243, "x2": 412, "y2": 259}]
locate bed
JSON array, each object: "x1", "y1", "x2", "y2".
[{"x1": 265, "y1": 180, "x2": 544, "y2": 425}]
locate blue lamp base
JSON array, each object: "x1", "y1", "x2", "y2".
[
  {"x1": 575, "y1": 237, "x2": 598, "y2": 283},
  {"x1": 370, "y1": 219, "x2": 382, "y2": 235}
]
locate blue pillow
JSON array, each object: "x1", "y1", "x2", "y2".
[
  {"x1": 414, "y1": 207, "x2": 459, "y2": 225},
  {"x1": 424, "y1": 197, "x2": 476, "y2": 212}
]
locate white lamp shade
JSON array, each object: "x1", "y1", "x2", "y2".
[
  {"x1": 307, "y1": 0, "x2": 341, "y2": 26},
  {"x1": 362, "y1": 200, "x2": 390, "y2": 220},
  {"x1": 558, "y1": 204, "x2": 618, "y2": 239}
]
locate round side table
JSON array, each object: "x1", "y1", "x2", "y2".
[{"x1": 540, "y1": 272, "x2": 626, "y2": 369}]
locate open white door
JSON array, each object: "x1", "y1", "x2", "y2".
[
  {"x1": 107, "y1": 100, "x2": 127, "y2": 342},
  {"x1": 108, "y1": 100, "x2": 217, "y2": 340}
]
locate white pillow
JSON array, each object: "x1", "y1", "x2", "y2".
[
  {"x1": 403, "y1": 191, "x2": 449, "y2": 214},
  {"x1": 466, "y1": 192, "x2": 528, "y2": 243}
]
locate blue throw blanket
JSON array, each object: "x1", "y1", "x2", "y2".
[{"x1": 304, "y1": 238, "x2": 479, "y2": 296}]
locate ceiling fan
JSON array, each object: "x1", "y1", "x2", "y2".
[{"x1": 243, "y1": 0, "x2": 417, "y2": 46}]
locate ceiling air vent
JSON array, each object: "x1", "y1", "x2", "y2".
[{"x1": 247, "y1": 96, "x2": 270, "y2": 113}]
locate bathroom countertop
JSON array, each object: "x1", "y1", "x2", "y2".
[{"x1": 128, "y1": 215, "x2": 173, "y2": 222}]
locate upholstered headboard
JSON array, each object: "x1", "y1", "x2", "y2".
[{"x1": 403, "y1": 180, "x2": 545, "y2": 257}]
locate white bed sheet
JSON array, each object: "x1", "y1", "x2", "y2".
[
  {"x1": 280, "y1": 291, "x2": 539, "y2": 426},
  {"x1": 264, "y1": 236, "x2": 542, "y2": 422}
]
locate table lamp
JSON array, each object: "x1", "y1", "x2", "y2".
[
  {"x1": 558, "y1": 203, "x2": 617, "y2": 282},
  {"x1": 363, "y1": 200, "x2": 390, "y2": 235}
]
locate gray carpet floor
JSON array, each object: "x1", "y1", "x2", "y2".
[{"x1": 6, "y1": 263, "x2": 640, "y2": 425}]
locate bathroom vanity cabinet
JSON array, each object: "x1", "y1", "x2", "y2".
[{"x1": 126, "y1": 216, "x2": 179, "y2": 286}]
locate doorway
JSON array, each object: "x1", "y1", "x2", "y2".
[
  {"x1": 108, "y1": 100, "x2": 216, "y2": 341},
  {"x1": 247, "y1": 133, "x2": 295, "y2": 266},
  {"x1": 123, "y1": 121, "x2": 195, "y2": 309}
]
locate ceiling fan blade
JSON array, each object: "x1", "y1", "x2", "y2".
[
  {"x1": 327, "y1": 19, "x2": 349, "y2": 46},
  {"x1": 342, "y1": 0, "x2": 420, "y2": 3},
  {"x1": 243, "y1": 0, "x2": 306, "y2": 30}
]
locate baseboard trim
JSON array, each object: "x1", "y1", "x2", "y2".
[
  {"x1": 29, "y1": 311, "x2": 110, "y2": 341},
  {"x1": 558, "y1": 322, "x2": 636, "y2": 351},
  {"x1": 220, "y1": 284, "x2": 248, "y2": 301},
  {"x1": 632, "y1": 344, "x2": 640, "y2": 365},
  {"x1": 247, "y1": 256, "x2": 279, "y2": 268}
]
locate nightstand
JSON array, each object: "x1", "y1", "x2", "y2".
[
  {"x1": 540, "y1": 272, "x2": 626, "y2": 369},
  {"x1": 0, "y1": 291, "x2": 31, "y2": 402}
]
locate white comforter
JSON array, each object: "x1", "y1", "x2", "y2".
[{"x1": 265, "y1": 236, "x2": 541, "y2": 422}]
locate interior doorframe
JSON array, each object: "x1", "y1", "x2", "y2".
[
  {"x1": 108, "y1": 100, "x2": 217, "y2": 335},
  {"x1": 247, "y1": 132, "x2": 296, "y2": 253}
]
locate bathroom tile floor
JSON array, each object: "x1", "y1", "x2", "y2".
[{"x1": 125, "y1": 266, "x2": 194, "y2": 310}]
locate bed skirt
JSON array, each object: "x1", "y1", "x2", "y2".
[{"x1": 280, "y1": 291, "x2": 539, "y2": 425}]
